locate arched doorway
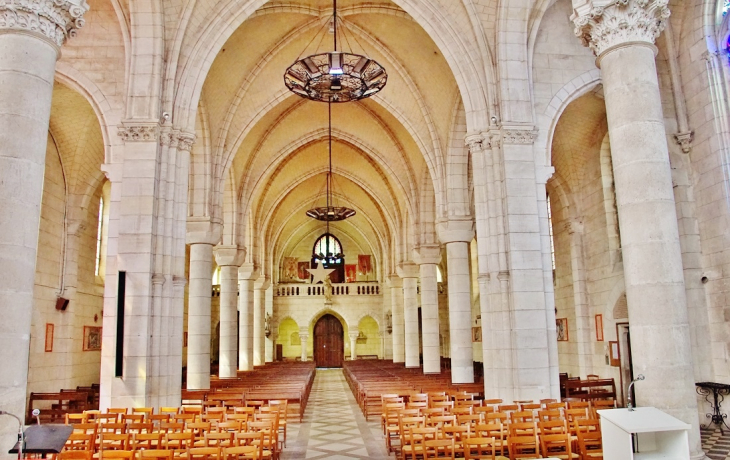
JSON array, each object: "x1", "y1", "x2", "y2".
[{"x1": 314, "y1": 314, "x2": 344, "y2": 368}]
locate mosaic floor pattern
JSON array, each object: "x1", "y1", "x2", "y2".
[
  {"x1": 280, "y1": 368, "x2": 389, "y2": 460},
  {"x1": 702, "y1": 427, "x2": 730, "y2": 460}
]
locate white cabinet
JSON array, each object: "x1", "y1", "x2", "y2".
[{"x1": 598, "y1": 407, "x2": 690, "y2": 460}]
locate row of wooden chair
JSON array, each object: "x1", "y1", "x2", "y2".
[{"x1": 57, "y1": 445, "x2": 259, "y2": 460}]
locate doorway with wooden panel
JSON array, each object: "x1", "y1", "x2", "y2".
[{"x1": 314, "y1": 314, "x2": 344, "y2": 368}]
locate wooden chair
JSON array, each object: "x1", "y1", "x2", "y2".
[
  {"x1": 66, "y1": 413, "x2": 87, "y2": 425},
  {"x1": 591, "y1": 399, "x2": 616, "y2": 417},
  {"x1": 497, "y1": 404, "x2": 518, "y2": 413},
  {"x1": 441, "y1": 424, "x2": 469, "y2": 458},
  {"x1": 71, "y1": 423, "x2": 97, "y2": 437},
  {"x1": 474, "y1": 406, "x2": 494, "y2": 418},
  {"x1": 122, "y1": 414, "x2": 145, "y2": 424},
  {"x1": 485, "y1": 412, "x2": 508, "y2": 424},
  {"x1": 473, "y1": 424, "x2": 505, "y2": 457},
  {"x1": 260, "y1": 406, "x2": 286, "y2": 448},
  {"x1": 510, "y1": 410, "x2": 536, "y2": 423},
  {"x1": 482, "y1": 399, "x2": 502, "y2": 408},
  {"x1": 65, "y1": 433, "x2": 95, "y2": 452},
  {"x1": 397, "y1": 416, "x2": 426, "y2": 460},
  {"x1": 159, "y1": 407, "x2": 179, "y2": 416},
  {"x1": 149, "y1": 414, "x2": 171, "y2": 426},
  {"x1": 457, "y1": 414, "x2": 481, "y2": 430},
  {"x1": 520, "y1": 403, "x2": 541, "y2": 412},
  {"x1": 58, "y1": 451, "x2": 93, "y2": 460},
  {"x1": 98, "y1": 433, "x2": 131, "y2": 452},
  {"x1": 452, "y1": 406, "x2": 473, "y2": 416},
  {"x1": 98, "y1": 414, "x2": 121, "y2": 424},
  {"x1": 201, "y1": 432, "x2": 233, "y2": 448},
  {"x1": 463, "y1": 437, "x2": 509, "y2": 460},
  {"x1": 507, "y1": 433, "x2": 540, "y2": 460},
  {"x1": 186, "y1": 446, "x2": 221, "y2": 460},
  {"x1": 568, "y1": 401, "x2": 590, "y2": 411},
  {"x1": 126, "y1": 423, "x2": 154, "y2": 434},
  {"x1": 245, "y1": 400, "x2": 264, "y2": 409},
  {"x1": 107, "y1": 408, "x2": 129, "y2": 416},
  {"x1": 403, "y1": 426, "x2": 437, "y2": 460},
  {"x1": 133, "y1": 407, "x2": 154, "y2": 418},
  {"x1": 508, "y1": 421, "x2": 537, "y2": 438},
  {"x1": 158, "y1": 422, "x2": 185, "y2": 433},
  {"x1": 232, "y1": 407, "x2": 255, "y2": 416},
  {"x1": 431, "y1": 401, "x2": 455, "y2": 413},
  {"x1": 576, "y1": 428, "x2": 603, "y2": 460},
  {"x1": 232, "y1": 432, "x2": 265, "y2": 460},
  {"x1": 173, "y1": 414, "x2": 196, "y2": 424},
  {"x1": 206, "y1": 407, "x2": 227, "y2": 415},
  {"x1": 187, "y1": 422, "x2": 212, "y2": 445},
  {"x1": 426, "y1": 414, "x2": 456, "y2": 429},
  {"x1": 137, "y1": 450, "x2": 174, "y2": 460},
  {"x1": 538, "y1": 409, "x2": 563, "y2": 421},
  {"x1": 541, "y1": 433, "x2": 577, "y2": 459},
  {"x1": 200, "y1": 413, "x2": 224, "y2": 424},
  {"x1": 565, "y1": 408, "x2": 589, "y2": 424},
  {"x1": 383, "y1": 406, "x2": 408, "y2": 454},
  {"x1": 545, "y1": 402, "x2": 568, "y2": 411},
  {"x1": 99, "y1": 450, "x2": 134, "y2": 460},
  {"x1": 409, "y1": 393, "x2": 429, "y2": 404},
  {"x1": 182, "y1": 407, "x2": 203, "y2": 416},
  {"x1": 99, "y1": 423, "x2": 126, "y2": 435},
  {"x1": 253, "y1": 413, "x2": 280, "y2": 451},
  {"x1": 222, "y1": 445, "x2": 258, "y2": 460},
  {"x1": 539, "y1": 419, "x2": 569, "y2": 436},
  {"x1": 130, "y1": 432, "x2": 162, "y2": 451},
  {"x1": 247, "y1": 421, "x2": 277, "y2": 460},
  {"x1": 540, "y1": 399, "x2": 558, "y2": 406},
  {"x1": 163, "y1": 431, "x2": 194, "y2": 455},
  {"x1": 423, "y1": 438, "x2": 456, "y2": 460}
]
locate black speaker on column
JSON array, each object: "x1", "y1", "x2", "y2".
[{"x1": 55, "y1": 297, "x2": 69, "y2": 311}]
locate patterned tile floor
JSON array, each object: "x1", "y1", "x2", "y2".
[
  {"x1": 702, "y1": 427, "x2": 730, "y2": 460},
  {"x1": 280, "y1": 368, "x2": 390, "y2": 460},
  {"x1": 280, "y1": 369, "x2": 730, "y2": 459}
]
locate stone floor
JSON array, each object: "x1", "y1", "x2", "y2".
[
  {"x1": 280, "y1": 368, "x2": 390, "y2": 460},
  {"x1": 280, "y1": 368, "x2": 730, "y2": 460}
]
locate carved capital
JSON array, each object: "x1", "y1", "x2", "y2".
[
  {"x1": 565, "y1": 219, "x2": 585, "y2": 235},
  {"x1": 172, "y1": 275, "x2": 187, "y2": 287},
  {"x1": 571, "y1": 0, "x2": 670, "y2": 57},
  {"x1": 465, "y1": 133, "x2": 485, "y2": 153},
  {"x1": 0, "y1": 0, "x2": 88, "y2": 47},
  {"x1": 118, "y1": 122, "x2": 160, "y2": 142},
  {"x1": 501, "y1": 126, "x2": 538, "y2": 145},
  {"x1": 151, "y1": 273, "x2": 166, "y2": 285},
  {"x1": 674, "y1": 131, "x2": 693, "y2": 153}
]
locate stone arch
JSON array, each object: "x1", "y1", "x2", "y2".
[
  {"x1": 540, "y1": 70, "x2": 602, "y2": 165},
  {"x1": 308, "y1": 308, "x2": 351, "y2": 331},
  {"x1": 54, "y1": 63, "x2": 121, "y2": 165},
  {"x1": 355, "y1": 312, "x2": 381, "y2": 330}
]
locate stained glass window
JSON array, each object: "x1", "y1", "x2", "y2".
[{"x1": 313, "y1": 233, "x2": 342, "y2": 263}]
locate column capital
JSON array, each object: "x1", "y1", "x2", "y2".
[
  {"x1": 565, "y1": 219, "x2": 584, "y2": 235},
  {"x1": 298, "y1": 326, "x2": 309, "y2": 337},
  {"x1": 465, "y1": 133, "x2": 486, "y2": 153},
  {"x1": 186, "y1": 217, "x2": 222, "y2": 245},
  {"x1": 0, "y1": 0, "x2": 88, "y2": 47},
  {"x1": 397, "y1": 262, "x2": 420, "y2": 279},
  {"x1": 348, "y1": 330, "x2": 359, "y2": 339},
  {"x1": 238, "y1": 263, "x2": 259, "y2": 281},
  {"x1": 254, "y1": 277, "x2": 270, "y2": 290},
  {"x1": 535, "y1": 166, "x2": 556, "y2": 185},
  {"x1": 571, "y1": 0, "x2": 670, "y2": 58},
  {"x1": 387, "y1": 274, "x2": 403, "y2": 288},
  {"x1": 173, "y1": 275, "x2": 187, "y2": 287},
  {"x1": 437, "y1": 219, "x2": 475, "y2": 244},
  {"x1": 412, "y1": 245, "x2": 441, "y2": 265},
  {"x1": 117, "y1": 121, "x2": 160, "y2": 143},
  {"x1": 214, "y1": 245, "x2": 246, "y2": 267},
  {"x1": 160, "y1": 129, "x2": 196, "y2": 152}
]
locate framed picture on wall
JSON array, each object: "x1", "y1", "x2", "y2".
[
  {"x1": 556, "y1": 318, "x2": 568, "y2": 341},
  {"x1": 609, "y1": 340, "x2": 620, "y2": 367},
  {"x1": 472, "y1": 327, "x2": 482, "y2": 342},
  {"x1": 83, "y1": 326, "x2": 102, "y2": 351},
  {"x1": 45, "y1": 323, "x2": 54, "y2": 352},
  {"x1": 595, "y1": 314, "x2": 604, "y2": 341}
]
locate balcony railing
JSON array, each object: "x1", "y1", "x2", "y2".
[{"x1": 275, "y1": 282, "x2": 380, "y2": 297}]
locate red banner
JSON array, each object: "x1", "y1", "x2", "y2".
[
  {"x1": 297, "y1": 262, "x2": 310, "y2": 280},
  {"x1": 345, "y1": 264, "x2": 357, "y2": 283},
  {"x1": 358, "y1": 254, "x2": 372, "y2": 275}
]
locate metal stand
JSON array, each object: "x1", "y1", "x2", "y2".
[{"x1": 696, "y1": 381, "x2": 730, "y2": 434}]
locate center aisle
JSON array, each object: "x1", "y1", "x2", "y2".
[{"x1": 281, "y1": 368, "x2": 391, "y2": 460}]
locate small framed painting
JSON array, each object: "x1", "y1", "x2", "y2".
[
  {"x1": 472, "y1": 326, "x2": 482, "y2": 343},
  {"x1": 83, "y1": 326, "x2": 102, "y2": 351},
  {"x1": 45, "y1": 323, "x2": 54, "y2": 352},
  {"x1": 595, "y1": 314, "x2": 604, "y2": 341},
  {"x1": 609, "y1": 340, "x2": 621, "y2": 367},
  {"x1": 556, "y1": 318, "x2": 569, "y2": 341}
]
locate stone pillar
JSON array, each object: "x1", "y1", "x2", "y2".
[
  {"x1": 349, "y1": 330, "x2": 358, "y2": 361},
  {"x1": 573, "y1": 2, "x2": 704, "y2": 457},
  {"x1": 0, "y1": 0, "x2": 87, "y2": 444},
  {"x1": 299, "y1": 327, "x2": 309, "y2": 362},
  {"x1": 214, "y1": 246, "x2": 245, "y2": 379},
  {"x1": 253, "y1": 277, "x2": 270, "y2": 366},
  {"x1": 398, "y1": 263, "x2": 420, "y2": 368},
  {"x1": 566, "y1": 220, "x2": 593, "y2": 376},
  {"x1": 414, "y1": 246, "x2": 442, "y2": 374},
  {"x1": 437, "y1": 220, "x2": 475, "y2": 383},
  {"x1": 237, "y1": 264, "x2": 257, "y2": 371},
  {"x1": 389, "y1": 275, "x2": 405, "y2": 363},
  {"x1": 187, "y1": 242, "x2": 214, "y2": 389}
]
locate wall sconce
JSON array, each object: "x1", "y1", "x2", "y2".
[
  {"x1": 385, "y1": 311, "x2": 392, "y2": 334},
  {"x1": 264, "y1": 312, "x2": 272, "y2": 338}
]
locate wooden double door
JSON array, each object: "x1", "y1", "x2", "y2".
[{"x1": 314, "y1": 314, "x2": 344, "y2": 368}]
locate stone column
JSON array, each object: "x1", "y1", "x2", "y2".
[
  {"x1": 389, "y1": 275, "x2": 405, "y2": 363},
  {"x1": 349, "y1": 330, "x2": 359, "y2": 361},
  {"x1": 187, "y1": 241, "x2": 214, "y2": 389},
  {"x1": 0, "y1": 0, "x2": 87, "y2": 444},
  {"x1": 573, "y1": 2, "x2": 704, "y2": 457},
  {"x1": 566, "y1": 220, "x2": 593, "y2": 376},
  {"x1": 214, "y1": 246, "x2": 245, "y2": 379},
  {"x1": 237, "y1": 263, "x2": 257, "y2": 371},
  {"x1": 414, "y1": 246, "x2": 442, "y2": 374},
  {"x1": 299, "y1": 327, "x2": 309, "y2": 362},
  {"x1": 253, "y1": 277, "x2": 270, "y2": 366},
  {"x1": 437, "y1": 220, "x2": 475, "y2": 383},
  {"x1": 398, "y1": 263, "x2": 420, "y2": 368}
]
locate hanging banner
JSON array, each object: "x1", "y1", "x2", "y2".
[
  {"x1": 345, "y1": 264, "x2": 357, "y2": 282},
  {"x1": 358, "y1": 254, "x2": 372, "y2": 275},
  {"x1": 283, "y1": 257, "x2": 298, "y2": 280},
  {"x1": 297, "y1": 261, "x2": 310, "y2": 280}
]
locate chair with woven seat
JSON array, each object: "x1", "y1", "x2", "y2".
[
  {"x1": 423, "y1": 438, "x2": 456, "y2": 460},
  {"x1": 398, "y1": 416, "x2": 426, "y2": 460},
  {"x1": 122, "y1": 414, "x2": 145, "y2": 424},
  {"x1": 441, "y1": 424, "x2": 469, "y2": 458},
  {"x1": 58, "y1": 451, "x2": 93, "y2": 460},
  {"x1": 138, "y1": 450, "x2": 174, "y2": 460},
  {"x1": 98, "y1": 433, "x2": 131, "y2": 453},
  {"x1": 463, "y1": 437, "x2": 509, "y2": 460},
  {"x1": 99, "y1": 450, "x2": 134, "y2": 460},
  {"x1": 201, "y1": 432, "x2": 233, "y2": 449},
  {"x1": 538, "y1": 409, "x2": 563, "y2": 422},
  {"x1": 186, "y1": 446, "x2": 221, "y2": 460},
  {"x1": 576, "y1": 428, "x2": 603, "y2": 460},
  {"x1": 266, "y1": 400, "x2": 289, "y2": 447},
  {"x1": 222, "y1": 445, "x2": 258, "y2": 460},
  {"x1": 131, "y1": 432, "x2": 162, "y2": 451},
  {"x1": 541, "y1": 433, "x2": 578, "y2": 460},
  {"x1": 510, "y1": 410, "x2": 536, "y2": 424},
  {"x1": 260, "y1": 406, "x2": 286, "y2": 448},
  {"x1": 65, "y1": 433, "x2": 95, "y2": 452},
  {"x1": 403, "y1": 426, "x2": 437, "y2": 460},
  {"x1": 473, "y1": 423, "x2": 505, "y2": 457},
  {"x1": 507, "y1": 433, "x2": 541, "y2": 460},
  {"x1": 253, "y1": 413, "x2": 280, "y2": 452},
  {"x1": 426, "y1": 414, "x2": 456, "y2": 429},
  {"x1": 247, "y1": 421, "x2": 277, "y2": 460},
  {"x1": 164, "y1": 431, "x2": 195, "y2": 457},
  {"x1": 126, "y1": 423, "x2": 154, "y2": 434}
]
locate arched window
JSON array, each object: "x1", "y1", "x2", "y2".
[
  {"x1": 311, "y1": 233, "x2": 345, "y2": 283},
  {"x1": 547, "y1": 193, "x2": 556, "y2": 271}
]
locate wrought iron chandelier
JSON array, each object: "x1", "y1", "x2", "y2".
[
  {"x1": 305, "y1": 102, "x2": 356, "y2": 222},
  {"x1": 284, "y1": 0, "x2": 387, "y2": 103}
]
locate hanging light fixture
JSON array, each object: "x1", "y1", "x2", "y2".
[
  {"x1": 305, "y1": 102, "x2": 356, "y2": 222},
  {"x1": 284, "y1": 0, "x2": 387, "y2": 103}
]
